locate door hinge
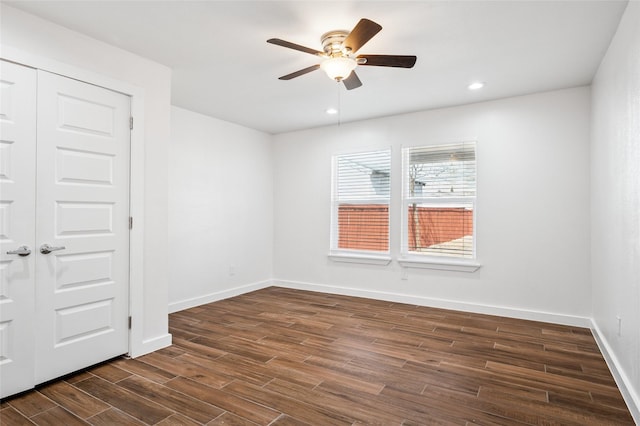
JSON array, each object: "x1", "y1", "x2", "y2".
[
  {"x1": 128, "y1": 316, "x2": 132, "y2": 329},
  {"x1": 129, "y1": 216, "x2": 133, "y2": 230},
  {"x1": 129, "y1": 116, "x2": 134, "y2": 130}
]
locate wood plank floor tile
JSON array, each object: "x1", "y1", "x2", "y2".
[
  {"x1": 117, "y1": 375, "x2": 224, "y2": 423},
  {"x1": 87, "y1": 362, "x2": 132, "y2": 383},
  {"x1": 37, "y1": 381, "x2": 110, "y2": 419},
  {"x1": 265, "y1": 378, "x2": 401, "y2": 425},
  {"x1": 63, "y1": 371, "x2": 94, "y2": 385},
  {"x1": 591, "y1": 388, "x2": 634, "y2": 411},
  {"x1": 268, "y1": 414, "x2": 312, "y2": 426},
  {"x1": 110, "y1": 358, "x2": 177, "y2": 384},
  {"x1": 74, "y1": 376, "x2": 173, "y2": 424},
  {"x1": 171, "y1": 336, "x2": 228, "y2": 359},
  {"x1": 156, "y1": 413, "x2": 202, "y2": 425},
  {"x1": 86, "y1": 407, "x2": 146, "y2": 425},
  {"x1": 196, "y1": 353, "x2": 274, "y2": 387},
  {"x1": 165, "y1": 377, "x2": 281, "y2": 425},
  {"x1": 4, "y1": 390, "x2": 56, "y2": 418},
  {"x1": 30, "y1": 406, "x2": 87, "y2": 426},
  {"x1": 1, "y1": 287, "x2": 634, "y2": 425},
  {"x1": 154, "y1": 345, "x2": 187, "y2": 358},
  {"x1": 477, "y1": 382, "x2": 549, "y2": 403},
  {"x1": 222, "y1": 380, "x2": 354, "y2": 426},
  {"x1": 380, "y1": 384, "x2": 517, "y2": 425},
  {"x1": 138, "y1": 351, "x2": 235, "y2": 389},
  {"x1": 207, "y1": 412, "x2": 260, "y2": 426},
  {"x1": 191, "y1": 335, "x2": 277, "y2": 363},
  {"x1": 1, "y1": 406, "x2": 36, "y2": 425}
]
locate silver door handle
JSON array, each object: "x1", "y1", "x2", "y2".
[
  {"x1": 40, "y1": 244, "x2": 66, "y2": 254},
  {"x1": 6, "y1": 245, "x2": 32, "y2": 256}
]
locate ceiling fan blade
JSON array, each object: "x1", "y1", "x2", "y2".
[
  {"x1": 267, "y1": 38, "x2": 324, "y2": 56},
  {"x1": 278, "y1": 64, "x2": 321, "y2": 80},
  {"x1": 343, "y1": 18, "x2": 382, "y2": 53},
  {"x1": 342, "y1": 71, "x2": 362, "y2": 90},
  {"x1": 357, "y1": 54, "x2": 417, "y2": 68}
]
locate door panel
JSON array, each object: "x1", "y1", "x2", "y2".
[
  {"x1": 35, "y1": 71, "x2": 131, "y2": 383},
  {"x1": 0, "y1": 60, "x2": 37, "y2": 398}
]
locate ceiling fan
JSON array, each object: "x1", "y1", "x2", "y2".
[{"x1": 267, "y1": 18, "x2": 417, "y2": 90}]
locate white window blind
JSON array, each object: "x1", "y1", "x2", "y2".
[
  {"x1": 402, "y1": 142, "x2": 476, "y2": 258},
  {"x1": 331, "y1": 149, "x2": 391, "y2": 253}
]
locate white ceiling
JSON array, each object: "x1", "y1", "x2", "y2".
[{"x1": 6, "y1": 1, "x2": 628, "y2": 134}]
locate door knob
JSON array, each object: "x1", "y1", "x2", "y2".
[
  {"x1": 40, "y1": 244, "x2": 66, "y2": 254},
  {"x1": 6, "y1": 245, "x2": 32, "y2": 256}
]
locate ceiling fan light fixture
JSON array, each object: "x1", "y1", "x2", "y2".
[
  {"x1": 268, "y1": 18, "x2": 416, "y2": 90},
  {"x1": 320, "y1": 57, "x2": 357, "y2": 81}
]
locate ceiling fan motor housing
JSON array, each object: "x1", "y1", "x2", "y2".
[{"x1": 321, "y1": 30, "x2": 350, "y2": 56}]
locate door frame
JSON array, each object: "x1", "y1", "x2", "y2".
[{"x1": 1, "y1": 46, "x2": 147, "y2": 357}]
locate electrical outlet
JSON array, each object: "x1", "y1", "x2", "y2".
[
  {"x1": 229, "y1": 265, "x2": 236, "y2": 276},
  {"x1": 616, "y1": 315, "x2": 622, "y2": 336},
  {"x1": 401, "y1": 268, "x2": 408, "y2": 280}
]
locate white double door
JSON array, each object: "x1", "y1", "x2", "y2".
[{"x1": 0, "y1": 60, "x2": 131, "y2": 398}]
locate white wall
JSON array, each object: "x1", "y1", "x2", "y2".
[
  {"x1": 273, "y1": 87, "x2": 592, "y2": 324},
  {"x1": 168, "y1": 107, "x2": 273, "y2": 312},
  {"x1": 590, "y1": 1, "x2": 640, "y2": 420},
  {"x1": 0, "y1": 5, "x2": 171, "y2": 355}
]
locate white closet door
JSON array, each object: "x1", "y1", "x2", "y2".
[
  {"x1": 34, "y1": 71, "x2": 131, "y2": 383},
  {"x1": 0, "y1": 61, "x2": 37, "y2": 398}
]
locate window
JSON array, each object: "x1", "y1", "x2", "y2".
[
  {"x1": 331, "y1": 149, "x2": 391, "y2": 255},
  {"x1": 402, "y1": 142, "x2": 476, "y2": 259}
]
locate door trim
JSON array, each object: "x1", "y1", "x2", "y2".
[{"x1": 0, "y1": 45, "x2": 166, "y2": 357}]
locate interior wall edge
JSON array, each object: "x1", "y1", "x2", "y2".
[
  {"x1": 133, "y1": 333, "x2": 173, "y2": 359},
  {"x1": 272, "y1": 279, "x2": 592, "y2": 328},
  {"x1": 591, "y1": 318, "x2": 640, "y2": 423},
  {"x1": 168, "y1": 280, "x2": 273, "y2": 314}
]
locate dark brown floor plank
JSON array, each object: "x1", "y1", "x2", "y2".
[
  {"x1": 268, "y1": 414, "x2": 312, "y2": 426},
  {"x1": 207, "y1": 412, "x2": 260, "y2": 426},
  {"x1": 30, "y1": 406, "x2": 87, "y2": 426},
  {"x1": 200, "y1": 353, "x2": 274, "y2": 387},
  {"x1": 137, "y1": 351, "x2": 235, "y2": 389},
  {"x1": 86, "y1": 363, "x2": 132, "y2": 383},
  {"x1": 110, "y1": 357, "x2": 177, "y2": 384},
  {"x1": 265, "y1": 378, "x2": 402, "y2": 425},
  {"x1": 164, "y1": 377, "x2": 281, "y2": 425},
  {"x1": 117, "y1": 375, "x2": 224, "y2": 423},
  {"x1": 37, "y1": 381, "x2": 110, "y2": 419},
  {"x1": 155, "y1": 413, "x2": 204, "y2": 425},
  {"x1": 5, "y1": 390, "x2": 56, "y2": 418},
  {"x1": 86, "y1": 407, "x2": 146, "y2": 425},
  {"x1": 222, "y1": 380, "x2": 354, "y2": 426},
  {"x1": 74, "y1": 376, "x2": 173, "y2": 424},
  {"x1": 1, "y1": 406, "x2": 36, "y2": 425}
]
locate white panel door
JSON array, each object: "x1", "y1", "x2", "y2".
[
  {"x1": 0, "y1": 61, "x2": 37, "y2": 398},
  {"x1": 35, "y1": 71, "x2": 131, "y2": 383}
]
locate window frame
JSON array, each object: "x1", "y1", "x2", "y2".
[
  {"x1": 329, "y1": 148, "x2": 392, "y2": 265},
  {"x1": 399, "y1": 142, "x2": 480, "y2": 272}
]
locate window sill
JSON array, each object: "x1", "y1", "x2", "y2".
[
  {"x1": 398, "y1": 256, "x2": 481, "y2": 273},
  {"x1": 328, "y1": 252, "x2": 392, "y2": 266}
]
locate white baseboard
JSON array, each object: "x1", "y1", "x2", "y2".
[
  {"x1": 168, "y1": 280, "x2": 272, "y2": 313},
  {"x1": 273, "y1": 279, "x2": 592, "y2": 328},
  {"x1": 591, "y1": 320, "x2": 640, "y2": 424},
  {"x1": 130, "y1": 333, "x2": 172, "y2": 358}
]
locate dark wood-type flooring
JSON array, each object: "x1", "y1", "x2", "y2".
[{"x1": 1, "y1": 286, "x2": 635, "y2": 425}]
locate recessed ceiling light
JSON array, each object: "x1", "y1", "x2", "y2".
[
  {"x1": 326, "y1": 108, "x2": 338, "y2": 115},
  {"x1": 468, "y1": 82, "x2": 485, "y2": 90}
]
